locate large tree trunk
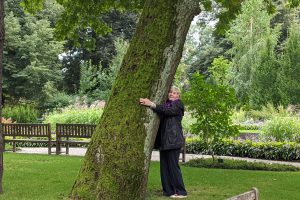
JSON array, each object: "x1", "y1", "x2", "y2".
[
  {"x1": 70, "y1": 0, "x2": 200, "y2": 199},
  {"x1": 0, "y1": 0, "x2": 4, "y2": 194}
]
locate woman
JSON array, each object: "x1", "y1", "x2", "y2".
[{"x1": 140, "y1": 86, "x2": 187, "y2": 199}]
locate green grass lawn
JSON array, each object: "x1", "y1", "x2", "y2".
[{"x1": 1, "y1": 153, "x2": 300, "y2": 200}]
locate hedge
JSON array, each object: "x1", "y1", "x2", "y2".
[
  {"x1": 186, "y1": 138, "x2": 300, "y2": 161},
  {"x1": 184, "y1": 158, "x2": 300, "y2": 171}
]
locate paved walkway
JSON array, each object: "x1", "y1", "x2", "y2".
[{"x1": 17, "y1": 147, "x2": 300, "y2": 168}]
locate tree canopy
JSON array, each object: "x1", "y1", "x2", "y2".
[
  {"x1": 19, "y1": 0, "x2": 299, "y2": 39},
  {"x1": 4, "y1": 1, "x2": 64, "y2": 104}
]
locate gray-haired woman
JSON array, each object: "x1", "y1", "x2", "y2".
[{"x1": 140, "y1": 86, "x2": 187, "y2": 199}]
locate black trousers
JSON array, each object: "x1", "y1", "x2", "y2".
[{"x1": 159, "y1": 148, "x2": 187, "y2": 196}]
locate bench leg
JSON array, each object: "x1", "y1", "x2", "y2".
[
  {"x1": 13, "y1": 141, "x2": 16, "y2": 152},
  {"x1": 48, "y1": 139, "x2": 51, "y2": 155},
  {"x1": 66, "y1": 143, "x2": 69, "y2": 155},
  {"x1": 56, "y1": 139, "x2": 61, "y2": 155},
  {"x1": 182, "y1": 146, "x2": 186, "y2": 163}
]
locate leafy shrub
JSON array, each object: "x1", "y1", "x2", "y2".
[
  {"x1": 186, "y1": 138, "x2": 300, "y2": 161},
  {"x1": 231, "y1": 108, "x2": 248, "y2": 125},
  {"x1": 78, "y1": 39, "x2": 128, "y2": 102},
  {"x1": 43, "y1": 100, "x2": 104, "y2": 130},
  {"x1": 248, "y1": 103, "x2": 294, "y2": 120},
  {"x1": 3, "y1": 104, "x2": 38, "y2": 123},
  {"x1": 184, "y1": 158, "x2": 300, "y2": 171},
  {"x1": 183, "y1": 73, "x2": 239, "y2": 159},
  {"x1": 262, "y1": 117, "x2": 300, "y2": 142},
  {"x1": 43, "y1": 92, "x2": 75, "y2": 112},
  {"x1": 232, "y1": 104, "x2": 300, "y2": 130},
  {"x1": 182, "y1": 112, "x2": 197, "y2": 134}
]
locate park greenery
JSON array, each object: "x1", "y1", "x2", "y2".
[
  {"x1": 3, "y1": 0, "x2": 136, "y2": 112},
  {"x1": 2, "y1": 153, "x2": 300, "y2": 200},
  {"x1": 1, "y1": 2, "x2": 298, "y2": 106},
  {"x1": 186, "y1": 138, "x2": 300, "y2": 161},
  {"x1": 183, "y1": 73, "x2": 239, "y2": 160},
  {"x1": 184, "y1": 158, "x2": 300, "y2": 171},
  {"x1": 2, "y1": 0, "x2": 299, "y2": 114},
  {"x1": 1, "y1": 0, "x2": 300, "y2": 199},
  {"x1": 1, "y1": 0, "x2": 300, "y2": 159}
]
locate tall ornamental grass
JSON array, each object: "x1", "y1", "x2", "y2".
[
  {"x1": 2, "y1": 104, "x2": 38, "y2": 123},
  {"x1": 43, "y1": 104, "x2": 103, "y2": 130},
  {"x1": 44, "y1": 107, "x2": 102, "y2": 124},
  {"x1": 262, "y1": 117, "x2": 300, "y2": 142},
  {"x1": 247, "y1": 103, "x2": 295, "y2": 120}
]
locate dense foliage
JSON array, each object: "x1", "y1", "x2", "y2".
[
  {"x1": 61, "y1": 10, "x2": 137, "y2": 94},
  {"x1": 183, "y1": 73, "x2": 239, "y2": 159},
  {"x1": 180, "y1": 0, "x2": 300, "y2": 110},
  {"x1": 185, "y1": 158, "x2": 300, "y2": 171},
  {"x1": 2, "y1": 104, "x2": 38, "y2": 123},
  {"x1": 277, "y1": 19, "x2": 300, "y2": 106},
  {"x1": 262, "y1": 117, "x2": 300, "y2": 142},
  {"x1": 78, "y1": 39, "x2": 129, "y2": 102},
  {"x1": 3, "y1": 0, "x2": 137, "y2": 113},
  {"x1": 226, "y1": 0, "x2": 281, "y2": 107},
  {"x1": 186, "y1": 138, "x2": 300, "y2": 161},
  {"x1": 43, "y1": 101, "x2": 103, "y2": 130},
  {"x1": 3, "y1": 0, "x2": 299, "y2": 113},
  {"x1": 4, "y1": 3, "x2": 64, "y2": 103}
]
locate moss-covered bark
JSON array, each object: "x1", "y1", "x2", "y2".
[
  {"x1": 70, "y1": 0, "x2": 200, "y2": 199},
  {"x1": 0, "y1": 0, "x2": 4, "y2": 194}
]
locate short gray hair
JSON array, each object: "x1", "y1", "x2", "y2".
[{"x1": 170, "y1": 86, "x2": 181, "y2": 94}]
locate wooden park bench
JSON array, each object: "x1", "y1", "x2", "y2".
[
  {"x1": 3, "y1": 123, "x2": 52, "y2": 154},
  {"x1": 55, "y1": 123, "x2": 186, "y2": 161},
  {"x1": 56, "y1": 123, "x2": 96, "y2": 155},
  {"x1": 227, "y1": 188, "x2": 259, "y2": 200}
]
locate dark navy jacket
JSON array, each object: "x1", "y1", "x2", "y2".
[{"x1": 152, "y1": 99, "x2": 185, "y2": 151}]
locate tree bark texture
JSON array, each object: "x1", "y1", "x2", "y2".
[
  {"x1": 70, "y1": 0, "x2": 200, "y2": 199},
  {"x1": 0, "y1": 0, "x2": 4, "y2": 194}
]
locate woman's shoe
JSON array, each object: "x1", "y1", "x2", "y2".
[{"x1": 170, "y1": 194, "x2": 187, "y2": 198}]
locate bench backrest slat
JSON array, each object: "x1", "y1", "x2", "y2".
[
  {"x1": 56, "y1": 124, "x2": 96, "y2": 138},
  {"x1": 2, "y1": 123, "x2": 51, "y2": 137}
]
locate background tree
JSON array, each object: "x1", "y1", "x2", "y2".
[
  {"x1": 5, "y1": 0, "x2": 64, "y2": 28},
  {"x1": 61, "y1": 10, "x2": 137, "y2": 94},
  {"x1": 271, "y1": 0, "x2": 297, "y2": 52},
  {"x1": 4, "y1": 4, "x2": 64, "y2": 107},
  {"x1": 208, "y1": 56, "x2": 231, "y2": 86},
  {"x1": 249, "y1": 33, "x2": 281, "y2": 108},
  {"x1": 183, "y1": 73, "x2": 239, "y2": 160},
  {"x1": 226, "y1": 0, "x2": 281, "y2": 107},
  {"x1": 278, "y1": 18, "x2": 300, "y2": 105},
  {"x1": 182, "y1": 8, "x2": 230, "y2": 80},
  {"x1": 3, "y1": 0, "x2": 137, "y2": 108},
  {"x1": 78, "y1": 39, "x2": 129, "y2": 102}
]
